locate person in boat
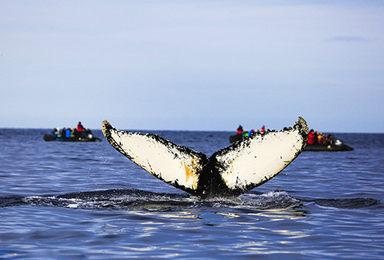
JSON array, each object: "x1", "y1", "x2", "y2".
[
  {"x1": 72, "y1": 128, "x2": 78, "y2": 138},
  {"x1": 261, "y1": 125, "x2": 266, "y2": 134},
  {"x1": 307, "y1": 129, "x2": 318, "y2": 145},
  {"x1": 237, "y1": 125, "x2": 243, "y2": 135},
  {"x1": 65, "y1": 128, "x2": 72, "y2": 139},
  {"x1": 61, "y1": 128, "x2": 67, "y2": 139},
  {"x1": 242, "y1": 129, "x2": 253, "y2": 137},
  {"x1": 51, "y1": 128, "x2": 57, "y2": 138},
  {"x1": 85, "y1": 128, "x2": 93, "y2": 139},
  {"x1": 77, "y1": 122, "x2": 86, "y2": 137},
  {"x1": 317, "y1": 132, "x2": 325, "y2": 144},
  {"x1": 77, "y1": 122, "x2": 85, "y2": 132},
  {"x1": 75, "y1": 128, "x2": 80, "y2": 138},
  {"x1": 326, "y1": 134, "x2": 334, "y2": 145},
  {"x1": 69, "y1": 128, "x2": 75, "y2": 138},
  {"x1": 55, "y1": 128, "x2": 61, "y2": 138}
]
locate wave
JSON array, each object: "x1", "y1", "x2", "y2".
[
  {"x1": 0, "y1": 189, "x2": 379, "y2": 210},
  {"x1": 304, "y1": 197, "x2": 379, "y2": 209}
]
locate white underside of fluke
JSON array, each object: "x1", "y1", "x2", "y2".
[
  {"x1": 102, "y1": 117, "x2": 308, "y2": 197},
  {"x1": 216, "y1": 129, "x2": 305, "y2": 191},
  {"x1": 105, "y1": 128, "x2": 205, "y2": 191}
]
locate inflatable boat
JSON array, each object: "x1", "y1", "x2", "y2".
[
  {"x1": 303, "y1": 142, "x2": 353, "y2": 152},
  {"x1": 229, "y1": 134, "x2": 353, "y2": 152}
]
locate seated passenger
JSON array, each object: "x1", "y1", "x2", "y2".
[
  {"x1": 237, "y1": 125, "x2": 243, "y2": 135},
  {"x1": 70, "y1": 128, "x2": 75, "y2": 138},
  {"x1": 318, "y1": 132, "x2": 325, "y2": 144},
  {"x1": 65, "y1": 128, "x2": 71, "y2": 138},
  {"x1": 308, "y1": 129, "x2": 317, "y2": 145},
  {"x1": 52, "y1": 128, "x2": 57, "y2": 137},
  {"x1": 55, "y1": 128, "x2": 62, "y2": 138},
  {"x1": 326, "y1": 134, "x2": 334, "y2": 145},
  {"x1": 85, "y1": 128, "x2": 93, "y2": 139},
  {"x1": 77, "y1": 122, "x2": 85, "y2": 133},
  {"x1": 61, "y1": 128, "x2": 67, "y2": 139},
  {"x1": 261, "y1": 125, "x2": 265, "y2": 134}
]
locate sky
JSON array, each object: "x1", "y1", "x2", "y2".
[{"x1": 1, "y1": 1, "x2": 384, "y2": 132}]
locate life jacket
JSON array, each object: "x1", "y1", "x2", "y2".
[
  {"x1": 318, "y1": 134, "x2": 324, "y2": 144},
  {"x1": 66, "y1": 129, "x2": 71, "y2": 138}
]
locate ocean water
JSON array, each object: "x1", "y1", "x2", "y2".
[{"x1": 0, "y1": 128, "x2": 383, "y2": 259}]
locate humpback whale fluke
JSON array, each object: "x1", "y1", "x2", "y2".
[{"x1": 102, "y1": 117, "x2": 308, "y2": 198}]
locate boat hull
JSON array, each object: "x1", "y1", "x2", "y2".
[
  {"x1": 229, "y1": 134, "x2": 242, "y2": 143},
  {"x1": 43, "y1": 134, "x2": 101, "y2": 142},
  {"x1": 230, "y1": 134, "x2": 353, "y2": 152},
  {"x1": 303, "y1": 143, "x2": 353, "y2": 152}
]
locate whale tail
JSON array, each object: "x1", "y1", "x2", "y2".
[{"x1": 102, "y1": 117, "x2": 308, "y2": 198}]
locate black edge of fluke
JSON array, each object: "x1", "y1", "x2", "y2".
[{"x1": 102, "y1": 120, "x2": 113, "y2": 140}]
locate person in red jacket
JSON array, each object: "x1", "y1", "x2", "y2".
[
  {"x1": 237, "y1": 125, "x2": 243, "y2": 135},
  {"x1": 77, "y1": 121, "x2": 86, "y2": 137},
  {"x1": 261, "y1": 125, "x2": 266, "y2": 134},
  {"x1": 307, "y1": 129, "x2": 317, "y2": 145}
]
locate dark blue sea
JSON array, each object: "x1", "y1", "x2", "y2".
[{"x1": 1, "y1": 129, "x2": 383, "y2": 259}]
